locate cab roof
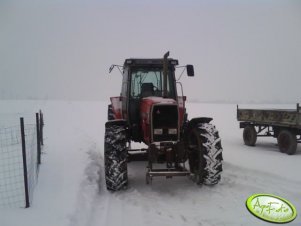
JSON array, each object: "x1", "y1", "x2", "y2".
[{"x1": 123, "y1": 58, "x2": 179, "y2": 67}]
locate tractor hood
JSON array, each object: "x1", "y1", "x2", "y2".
[
  {"x1": 140, "y1": 97, "x2": 179, "y2": 144},
  {"x1": 141, "y1": 96, "x2": 177, "y2": 106},
  {"x1": 140, "y1": 96, "x2": 177, "y2": 120}
]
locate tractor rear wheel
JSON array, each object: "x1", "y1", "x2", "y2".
[
  {"x1": 104, "y1": 122, "x2": 128, "y2": 191},
  {"x1": 187, "y1": 123, "x2": 223, "y2": 185}
]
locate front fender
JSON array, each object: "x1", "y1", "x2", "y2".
[
  {"x1": 187, "y1": 117, "x2": 213, "y2": 129},
  {"x1": 182, "y1": 117, "x2": 213, "y2": 143}
]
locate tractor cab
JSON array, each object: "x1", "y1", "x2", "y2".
[
  {"x1": 121, "y1": 59, "x2": 180, "y2": 142},
  {"x1": 126, "y1": 60, "x2": 177, "y2": 99}
]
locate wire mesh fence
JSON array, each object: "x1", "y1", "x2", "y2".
[
  {"x1": 0, "y1": 125, "x2": 25, "y2": 207},
  {"x1": 0, "y1": 112, "x2": 44, "y2": 208}
]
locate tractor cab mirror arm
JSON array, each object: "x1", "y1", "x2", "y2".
[
  {"x1": 109, "y1": 64, "x2": 123, "y2": 75},
  {"x1": 176, "y1": 64, "x2": 195, "y2": 80}
]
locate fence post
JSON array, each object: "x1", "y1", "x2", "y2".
[
  {"x1": 20, "y1": 117, "x2": 30, "y2": 208},
  {"x1": 36, "y1": 113, "x2": 41, "y2": 165},
  {"x1": 39, "y1": 110, "x2": 44, "y2": 146}
]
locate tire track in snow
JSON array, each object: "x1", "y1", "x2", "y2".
[
  {"x1": 106, "y1": 161, "x2": 301, "y2": 226},
  {"x1": 69, "y1": 144, "x2": 104, "y2": 226},
  {"x1": 69, "y1": 145, "x2": 301, "y2": 226},
  {"x1": 221, "y1": 161, "x2": 301, "y2": 196},
  {"x1": 69, "y1": 145, "x2": 146, "y2": 226}
]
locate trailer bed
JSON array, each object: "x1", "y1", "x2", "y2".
[
  {"x1": 237, "y1": 104, "x2": 301, "y2": 155},
  {"x1": 237, "y1": 104, "x2": 301, "y2": 129}
]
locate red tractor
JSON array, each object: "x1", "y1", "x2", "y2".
[{"x1": 105, "y1": 52, "x2": 223, "y2": 191}]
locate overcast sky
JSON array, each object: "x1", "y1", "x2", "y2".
[{"x1": 0, "y1": 0, "x2": 300, "y2": 103}]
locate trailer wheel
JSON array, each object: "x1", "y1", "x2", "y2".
[
  {"x1": 243, "y1": 126, "x2": 257, "y2": 146},
  {"x1": 104, "y1": 122, "x2": 128, "y2": 191},
  {"x1": 277, "y1": 130, "x2": 297, "y2": 155}
]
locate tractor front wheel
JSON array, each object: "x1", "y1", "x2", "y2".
[
  {"x1": 187, "y1": 123, "x2": 223, "y2": 185},
  {"x1": 104, "y1": 121, "x2": 128, "y2": 191}
]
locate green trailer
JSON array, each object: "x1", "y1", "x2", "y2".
[{"x1": 237, "y1": 104, "x2": 301, "y2": 155}]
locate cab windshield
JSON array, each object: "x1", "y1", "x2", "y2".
[{"x1": 130, "y1": 68, "x2": 175, "y2": 99}]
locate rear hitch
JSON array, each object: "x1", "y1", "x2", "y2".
[{"x1": 146, "y1": 167, "x2": 190, "y2": 184}]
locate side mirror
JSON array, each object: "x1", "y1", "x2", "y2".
[{"x1": 186, "y1": 65, "x2": 194, "y2": 77}]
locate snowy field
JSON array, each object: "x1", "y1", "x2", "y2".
[{"x1": 0, "y1": 100, "x2": 300, "y2": 226}]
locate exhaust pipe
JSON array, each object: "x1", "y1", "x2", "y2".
[{"x1": 163, "y1": 51, "x2": 169, "y2": 98}]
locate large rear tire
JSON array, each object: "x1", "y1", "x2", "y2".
[
  {"x1": 243, "y1": 125, "x2": 257, "y2": 146},
  {"x1": 277, "y1": 130, "x2": 297, "y2": 155},
  {"x1": 104, "y1": 122, "x2": 128, "y2": 191},
  {"x1": 187, "y1": 123, "x2": 223, "y2": 185}
]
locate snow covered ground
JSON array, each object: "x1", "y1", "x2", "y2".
[{"x1": 0, "y1": 100, "x2": 300, "y2": 226}]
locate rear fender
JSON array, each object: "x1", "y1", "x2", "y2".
[
  {"x1": 110, "y1": 96, "x2": 123, "y2": 119},
  {"x1": 105, "y1": 119, "x2": 128, "y2": 129},
  {"x1": 177, "y1": 96, "x2": 186, "y2": 126}
]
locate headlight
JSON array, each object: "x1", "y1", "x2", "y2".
[
  {"x1": 154, "y1": 129, "x2": 163, "y2": 135},
  {"x1": 168, "y1": 128, "x2": 177, "y2": 134}
]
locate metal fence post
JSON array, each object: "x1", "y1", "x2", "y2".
[
  {"x1": 20, "y1": 117, "x2": 30, "y2": 208},
  {"x1": 36, "y1": 113, "x2": 41, "y2": 165},
  {"x1": 39, "y1": 110, "x2": 44, "y2": 146}
]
